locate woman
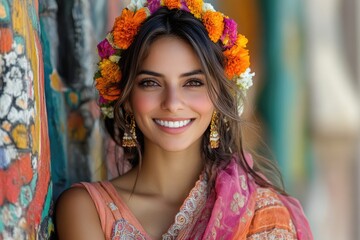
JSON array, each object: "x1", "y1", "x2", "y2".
[{"x1": 56, "y1": 1, "x2": 313, "y2": 239}]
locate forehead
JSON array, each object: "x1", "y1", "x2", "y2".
[{"x1": 139, "y1": 36, "x2": 203, "y2": 73}]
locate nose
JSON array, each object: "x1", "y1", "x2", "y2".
[{"x1": 161, "y1": 86, "x2": 184, "y2": 112}]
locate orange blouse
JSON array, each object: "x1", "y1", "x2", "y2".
[{"x1": 75, "y1": 182, "x2": 297, "y2": 240}]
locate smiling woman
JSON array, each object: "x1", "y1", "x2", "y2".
[
  {"x1": 55, "y1": 1, "x2": 313, "y2": 239},
  {"x1": 128, "y1": 37, "x2": 214, "y2": 153}
]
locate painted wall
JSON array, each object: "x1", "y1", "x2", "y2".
[
  {"x1": 0, "y1": 1, "x2": 122, "y2": 238},
  {"x1": 0, "y1": 0, "x2": 53, "y2": 238}
]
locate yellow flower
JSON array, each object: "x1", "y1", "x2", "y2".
[
  {"x1": 223, "y1": 34, "x2": 250, "y2": 79},
  {"x1": 185, "y1": 0, "x2": 203, "y2": 18},
  {"x1": 113, "y1": 8, "x2": 147, "y2": 49},
  {"x1": 162, "y1": 0, "x2": 181, "y2": 9},
  {"x1": 202, "y1": 11, "x2": 224, "y2": 43}
]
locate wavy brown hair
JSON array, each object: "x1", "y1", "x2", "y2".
[{"x1": 104, "y1": 7, "x2": 286, "y2": 194}]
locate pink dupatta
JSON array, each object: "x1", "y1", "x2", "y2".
[{"x1": 185, "y1": 155, "x2": 313, "y2": 240}]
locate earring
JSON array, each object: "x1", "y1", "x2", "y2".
[
  {"x1": 210, "y1": 111, "x2": 219, "y2": 149},
  {"x1": 122, "y1": 113, "x2": 137, "y2": 148}
]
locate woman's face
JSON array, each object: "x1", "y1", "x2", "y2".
[{"x1": 127, "y1": 36, "x2": 214, "y2": 152}]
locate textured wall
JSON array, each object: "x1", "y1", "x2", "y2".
[
  {"x1": 40, "y1": 0, "x2": 68, "y2": 202},
  {"x1": 55, "y1": 0, "x2": 108, "y2": 196},
  {"x1": 0, "y1": 0, "x2": 53, "y2": 238}
]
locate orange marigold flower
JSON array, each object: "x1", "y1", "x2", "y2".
[
  {"x1": 223, "y1": 34, "x2": 250, "y2": 79},
  {"x1": 202, "y1": 11, "x2": 224, "y2": 43},
  {"x1": 95, "y1": 77, "x2": 121, "y2": 101},
  {"x1": 96, "y1": 59, "x2": 122, "y2": 101},
  {"x1": 112, "y1": 8, "x2": 147, "y2": 49},
  {"x1": 162, "y1": 0, "x2": 181, "y2": 9},
  {"x1": 99, "y1": 59, "x2": 121, "y2": 82},
  {"x1": 185, "y1": 0, "x2": 203, "y2": 18}
]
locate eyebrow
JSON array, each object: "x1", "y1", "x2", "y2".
[{"x1": 137, "y1": 69, "x2": 204, "y2": 77}]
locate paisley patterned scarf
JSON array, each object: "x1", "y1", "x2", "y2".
[{"x1": 163, "y1": 155, "x2": 313, "y2": 239}]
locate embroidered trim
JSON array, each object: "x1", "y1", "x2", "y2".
[
  {"x1": 246, "y1": 228, "x2": 297, "y2": 240},
  {"x1": 162, "y1": 177, "x2": 208, "y2": 239},
  {"x1": 255, "y1": 188, "x2": 284, "y2": 210},
  {"x1": 112, "y1": 218, "x2": 146, "y2": 240},
  {"x1": 108, "y1": 202, "x2": 118, "y2": 211}
]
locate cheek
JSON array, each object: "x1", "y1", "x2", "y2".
[
  {"x1": 130, "y1": 91, "x2": 157, "y2": 114},
  {"x1": 187, "y1": 94, "x2": 214, "y2": 114}
]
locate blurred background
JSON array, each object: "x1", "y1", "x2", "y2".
[
  {"x1": 0, "y1": 0, "x2": 359, "y2": 239},
  {"x1": 220, "y1": 0, "x2": 360, "y2": 239}
]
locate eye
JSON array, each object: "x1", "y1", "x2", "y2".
[
  {"x1": 184, "y1": 79, "x2": 205, "y2": 87},
  {"x1": 138, "y1": 79, "x2": 160, "y2": 88}
]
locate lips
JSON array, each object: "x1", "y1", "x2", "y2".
[{"x1": 154, "y1": 119, "x2": 192, "y2": 128}]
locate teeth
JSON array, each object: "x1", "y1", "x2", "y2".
[{"x1": 155, "y1": 119, "x2": 191, "y2": 128}]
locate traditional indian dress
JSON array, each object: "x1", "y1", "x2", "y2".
[{"x1": 74, "y1": 155, "x2": 313, "y2": 239}]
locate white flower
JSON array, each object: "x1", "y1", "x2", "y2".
[
  {"x1": 3, "y1": 146, "x2": 18, "y2": 162},
  {"x1": 235, "y1": 68, "x2": 255, "y2": 116},
  {"x1": 12, "y1": 227, "x2": 26, "y2": 240},
  {"x1": 0, "y1": 129, "x2": 11, "y2": 148},
  {"x1": 1, "y1": 206, "x2": 12, "y2": 226},
  {"x1": 236, "y1": 68, "x2": 255, "y2": 91},
  {"x1": 17, "y1": 55, "x2": 28, "y2": 70},
  {"x1": 15, "y1": 92, "x2": 28, "y2": 110},
  {"x1": 4, "y1": 51, "x2": 17, "y2": 67},
  {"x1": 7, "y1": 107, "x2": 30, "y2": 124},
  {"x1": 109, "y1": 55, "x2": 121, "y2": 63},
  {"x1": 13, "y1": 42, "x2": 25, "y2": 55},
  {"x1": 202, "y1": 3, "x2": 215, "y2": 12},
  {"x1": 101, "y1": 106, "x2": 114, "y2": 118},
  {"x1": 0, "y1": 94, "x2": 12, "y2": 118},
  {"x1": 4, "y1": 67, "x2": 23, "y2": 97},
  {"x1": 127, "y1": 0, "x2": 147, "y2": 11},
  {"x1": 0, "y1": 203, "x2": 25, "y2": 239}
]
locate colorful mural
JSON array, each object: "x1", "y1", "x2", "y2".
[{"x1": 0, "y1": 0, "x2": 53, "y2": 238}]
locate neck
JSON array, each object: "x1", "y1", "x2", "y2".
[{"x1": 134, "y1": 142, "x2": 204, "y2": 204}]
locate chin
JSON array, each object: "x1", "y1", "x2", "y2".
[{"x1": 156, "y1": 141, "x2": 195, "y2": 153}]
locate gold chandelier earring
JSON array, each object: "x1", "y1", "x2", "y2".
[
  {"x1": 210, "y1": 111, "x2": 219, "y2": 149},
  {"x1": 122, "y1": 113, "x2": 137, "y2": 148}
]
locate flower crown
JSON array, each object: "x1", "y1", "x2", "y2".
[{"x1": 94, "y1": 0, "x2": 255, "y2": 118}]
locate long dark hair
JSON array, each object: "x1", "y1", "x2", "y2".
[{"x1": 104, "y1": 7, "x2": 286, "y2": 194}]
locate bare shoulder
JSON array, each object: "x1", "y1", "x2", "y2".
[{"x1": 56, "y1": 187, "x2": 105, "y2": 240}]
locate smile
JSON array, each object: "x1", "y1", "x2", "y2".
[{"x1": 154, "y1": 119, "x2": 192, "y2": 128}]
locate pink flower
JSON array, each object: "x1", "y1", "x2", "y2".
[
  {"x1": 221, "y1": 18, "x2": 238, "y2": 49},
  {"x1": 98, "y1": 96, "x2": 109, "y2": 104},
  {"x1": 180, "y1": 0, "x2": 190, "y2": 12},
  {"x1": 97, "y1": 39, "x2": 116, "y2": 58},
  {"x1": 148, "y1": 0, "x2": 161, "y2": 14}
]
